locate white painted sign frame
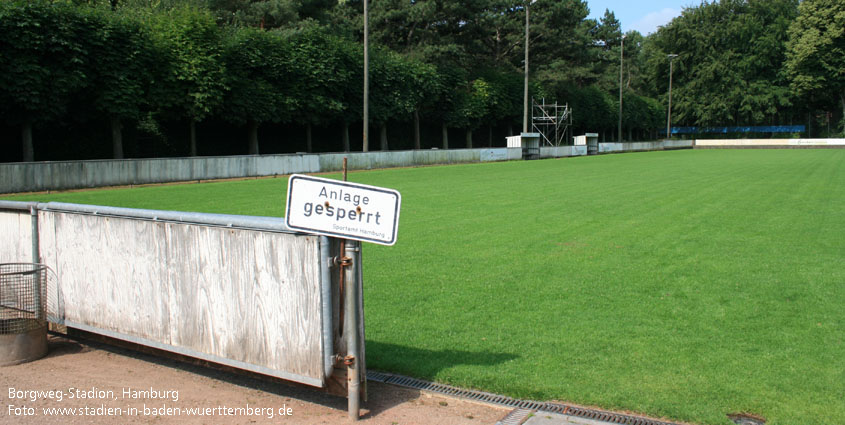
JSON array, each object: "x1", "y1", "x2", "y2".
[{"x1": 285, "y1": 174, "x2": 401, "y2": 246}]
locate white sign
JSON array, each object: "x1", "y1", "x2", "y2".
[{"x1": 285, "y1": 174, "x2": 401, "y2": 246}]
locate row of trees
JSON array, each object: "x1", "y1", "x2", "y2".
[
  {"x1": 1, "y1": 0, "x2": 843, "y2": 162},
  {"x1": 646, "y1": 0, "x2": 844, "y2": 137},
  {"x1": 0, "y1": 1, "x2": 438, "y2": 161}
]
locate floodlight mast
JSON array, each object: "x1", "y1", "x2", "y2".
[
  {"x1": 618, "y1": 34, "x2": 626, "y2": 143},
  {"x1": 523, "y1": 1, "x2": 531, "y2": 134},
  {"x1": 666, "y1": 54, "x2": 679, "y2": 139},
  {"x1": 362, "y1": 0, "x2": 369, "y2": 152}
]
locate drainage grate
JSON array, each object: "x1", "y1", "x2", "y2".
[
  {"x1": 367, "y1": 371, "x2": 682, "y2": 425},
  {"x1": 367, "y1": 371, "x2": 392, "y2": 383},
  {"x1": 542, "y1": 403, "x2": 677, "y2": 425},
  {"x1": 497, "y1": 408, "x2": 535, "y2": 425}
]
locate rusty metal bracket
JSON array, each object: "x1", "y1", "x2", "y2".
[
  {"x1": 333, "y1": 256, "x2": 353, "y2": 267},
  {"x1": 330, "y1": 354, "x2": 356, "y2": 368}
]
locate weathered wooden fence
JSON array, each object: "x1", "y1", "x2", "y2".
[{"x1": 0, "y1": 200, "x2": 359, "y2": 392}]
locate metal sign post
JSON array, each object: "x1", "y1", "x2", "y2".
[
  {"x1": 286, "y1": 159, "x2": 400, "y2": 420},
  {"x1": 339, "y1": 159, "x2": 361, "y2": 421},
  {"x1": 288, "y1": 158, "x2": 386, "y2": 421},
  {"x1": 343, "y1": 238, "x2": 361, "y2": 420}
]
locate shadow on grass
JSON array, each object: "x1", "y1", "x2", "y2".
[
  {"x1": 362, "y1": 340, "x2": 519, "y2": 418},
  {"x1": 366, "y1": 340, "x2": 519, "y2": 380}
]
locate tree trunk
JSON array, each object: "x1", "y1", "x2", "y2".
[
  {"x1": 466, "y1": 128, "x2": 473, "y2": 149},
  {"x1": 111, "y1": 117, "x2": 124, "y2": 159},
  {"x1": 840, "y1": 93, "x2": 845, "y2": 136},
  {"x1": 306, "y1": 123, "x2": 313, "y2": 153},
  {"x1": 442, "y1": 122, "x2": 449, "y2": 149},
  {"x1": 189, "y1": 119, "x2": 197, "y2": 156},
  {"x1": 413, "y1": 110, "x2": 421, "y2": 150},
  {"x1": 22, "y1": 119, "x2": 34, "y2": 162},
  {"x1": 247, "y1": 120, "x2": 259, "y2": 155},
  {"x1": 628, "y1": 127, "x2": 632, "y2": 142},
  {"x1": 508, "y1": 123, "x2": 514, "y2": 136},
  {"x1": 380, "y1": 123, "x2": 388, "y2": 151},
  {"x1": 488, "y1": 125, "x2": 493, "y2": 147},
  {"x1": 342, "y1": 122, "x2": 350, "y2": 152},
  {"x1": 807, "y1": 112, "x2": 812, "y2": 138}
]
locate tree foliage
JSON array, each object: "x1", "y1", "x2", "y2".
[
  {"x1": 0, "y1": 1, "x2": 93, "y2": 160},
  {"x1": 1, "y1": 0, "x2": 843, "y2": 161},
  {"x1": 648, "y1": 0, "x2": 798, "y2": 127},
  {"x1": 147, "y1": 7, "x2": 226, "y2": 124},
  {"x1": 207, "y1": 0, "x2": 335, "y2": 29},
  {"x1": 785, "y1": 0, "x2": 845, "y2": 134},
  {"x1": 221, "y1": 26, "x2": 294, "y2": 153},
  {"x1": 143, "y1": 6, "x2": 226, "y2": 155}
]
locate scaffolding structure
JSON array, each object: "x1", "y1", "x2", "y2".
[{"x1": 531, "y1": 98, "x2": 572, "y2": 146}]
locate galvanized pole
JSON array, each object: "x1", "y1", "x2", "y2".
[
  {"x1": 339, "y1": 157, "x2": 360, "y2": 421},
  {"x1": 344, "y1": 240, "x2": 360, "y2": 421},
  {"x1": 666, "y1": 54, "x2": 678, "y2": 139},
  {"x1": 30, "y1": 205, "x2": 39, "y2": 264},
  {"x1": 362, "y1": 0, "x2": 369, "y2": 152},
  {"x1": 618, "y1": 34, "x2": 625, "y2": 143},
  {"x1": 31, "y1": 205, "x2": 42, "y2": 320},
  {"x1": 523, "y1": 1, "x2": 530, "y2": 134}
]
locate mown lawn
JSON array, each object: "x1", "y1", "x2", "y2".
[{"x1": 6, "y1": 149, "x2": 844, "y2": 425}]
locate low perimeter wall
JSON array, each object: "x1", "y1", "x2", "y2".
[
  {"x1": 6, "y1": 138, "x2": 843, "y2": 193},
  {"x1": 1, "y1": 148, "x2": 522, "y2": 194},
  {"x1": 540, "y1": 139, "x2": 694, "y2": 159},
  {"x1": 694, "y1": 139, "x2": 845, "y2": 148},
  {"x1": 600, "y1": 140, "x2": 695, "y2": 153},
  {"x1": 540, "y1": 145, "x2": 588, "y2": 158}
]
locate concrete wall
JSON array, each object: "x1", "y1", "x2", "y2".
[
  {"x1": 2, "y1": 148, "x2": 519, "y2": 194},
  {"x1": 694, "y1": 139, "x2": 845, "y2": 148},
  {"x1": 540, "y1": 145, "x2": 588, "y2": 158},
  {"x1": 317, "y1": 148, "x2": 518, "y2": 171},
  {"x1": 2, "y1": 154, "x2": 321, "y2": 194},
  {"x1": 538, "y1": 140, "x2": 693, "y2": 158},
  {"x1": 16, "y1": 138, "x2": 845, "y2": 194},
  {"x1": 663, "y1": 139, "x2": 696, "y2": 149},
  {"x1": 599, "y1": 140, "x2": 695, "y2": 153},
  {"x1": 1, "y1": 202, "x2": 331, "y2": 388}
]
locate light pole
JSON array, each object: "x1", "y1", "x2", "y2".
[
  {"x1": 362, "y1": 0, "x2": 369, "y2": 152},
  {"x1": 522, "y1": 1, "x2": 533, "y2": 134},
  {"x1": 666, "y1": 54, "x2": 678, "y2": 139},
  {"x1": 618, "y1": 34, "x2": 626, "y2": 143}
]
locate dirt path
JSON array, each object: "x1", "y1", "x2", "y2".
[{"x1": 2, "y1": 336, "x2": 509, "y2": 424}]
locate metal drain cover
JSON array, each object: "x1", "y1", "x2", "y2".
[{"x1": 368, "y1": 370, "x2": 683, "y2": 425}]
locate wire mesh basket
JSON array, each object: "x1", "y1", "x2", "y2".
[{"x1": 0, "y1": 263, "x2": 50, "y2": 335}]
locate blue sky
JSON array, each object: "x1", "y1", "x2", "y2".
[{"x1": 586, "y1": 0, "x2": 698, "y2": 35}]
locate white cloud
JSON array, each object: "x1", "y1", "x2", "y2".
[{"x1": 631, "y1": 8, "x2": 681, "y2": 35}]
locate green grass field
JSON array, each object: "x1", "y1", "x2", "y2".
[{"x1": 6, "y1": 149, "x2": 844, "y2": 425}]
